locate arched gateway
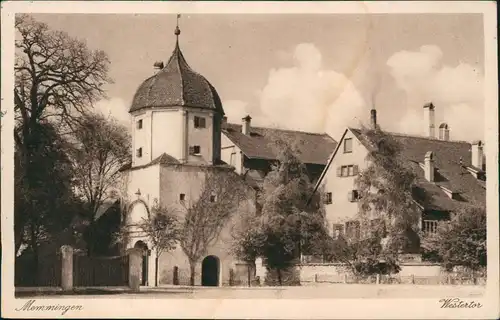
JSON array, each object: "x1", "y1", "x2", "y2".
[{"x1": 201, "y1": 255, "x2": 220, "y2": 286}]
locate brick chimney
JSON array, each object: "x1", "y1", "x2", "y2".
[
  {"x1": 370, "y1": 109, "x2": 377, "y2": 130},
  {"x1": 438, "y1": 123, "x2": 450, "y2": 141},
  {"x1": 423, "y1": 102, "x2": 435, "y2": 138},
  {"x1": 424, "y1": 151, "x2": 435, "y2": 182},
  {"x1": 242, "y1": 115, "x2": 252, "y2": 135},
  {"x1": 471, "y1": 140, "x2": 484, "y2": 170}
]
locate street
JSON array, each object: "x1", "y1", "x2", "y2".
[{"x1": 16, "y1": 284, "x2": 486, "y2": 299}]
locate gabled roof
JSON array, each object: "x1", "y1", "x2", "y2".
[
  {"x1": 316, "y1": 128, "x2": 486, "y2": 212},
  {"x1": 222, "y1": 123, "x2": 337, "y2": 165}
]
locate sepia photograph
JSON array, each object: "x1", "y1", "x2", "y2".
[{"x1": 1, "y1": 1, "x2": 498, "y2": 319}]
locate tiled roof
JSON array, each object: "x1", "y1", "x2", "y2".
[
  {"x1": 349, "y1": 128, "x2": 486, "y2": 211},
  {"x1": 222, "y1": 123, "x2": 337, "y2": 165},
  {"x1": 130, "y1": 41, "x2": 224, "y2": 114}
]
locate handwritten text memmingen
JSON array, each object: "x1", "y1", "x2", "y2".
[{"x1": 16, "y1": 300, "x2": 83, "y2": 315}]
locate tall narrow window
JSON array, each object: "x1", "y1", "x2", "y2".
[
  {"x1": 348, "y1": 165, "x2": 354, "y2": 176},
  {"x1": 341, "y1": 166, "x2": 349, "y2": 177},
  {"x1": 136, "y1": 148, "x2": 143, "y2": 158},
  {"x1": 343, "y1": 138, "x2": 353, "y2": 153},
  {"x1": 230, "y1": 152, "x2": 236, "y2": 166},
  {"x1": 136, "y1": 119, "x2": 143, "y2": 129},
  {"x1": 324, "y1": 192, "x2": 333, "y2": 204},
  {"x1": 332, "y1": 224, "x2": 344, "y2": 240}
]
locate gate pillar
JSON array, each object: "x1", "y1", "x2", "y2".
[{"x1": 60, "y1": 245, "x2": 74, "y2": 291}]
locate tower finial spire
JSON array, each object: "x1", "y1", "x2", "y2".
[{"x1": 175, "y1": 14, "x2": 181, "y2": 42}]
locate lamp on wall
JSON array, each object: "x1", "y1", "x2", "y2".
[{"x1": 135, "y1": 189, "x2": 141, "y2": 197}]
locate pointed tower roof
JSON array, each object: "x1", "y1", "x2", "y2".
[{"x1": 130, "y1": 20, "x2": 224, "y2": 114}]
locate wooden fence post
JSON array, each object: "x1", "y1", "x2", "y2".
[
  {"x1": 127, "y1": 248, "x2": 142, "y2": 292},
  {"x1": 60, "y1": 245, "x2": 74, "y2": 292},
  {"x1": 376, "y1": 274, "x2": 380, "y2": 285},
  {"x1": 344, "y1": 274, "x2": 347, "y2": 284},
  {"x1": 411, "y1": 274, "x2": 415, "y2": 284},
  {"x1": 314, "y1": 274, "x2": 318, "y2": 283}
]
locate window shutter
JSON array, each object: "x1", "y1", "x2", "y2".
[
  {"x1": 348, "y1": 191, "x2": 354, "y2": 202},
  {"x1": 188, "y1": 146, "x2": 195, "y2": 155},
  {"x1": 353, "y1": 165, "x2": 359, "y2": 175},
  {"x1": 336, "y1": 167, "x2": 342, "y2": 177},
  {"x1": 200, "y1": 117, "x2": 206, "y2": 128}
]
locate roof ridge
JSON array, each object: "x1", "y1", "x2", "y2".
[
  {"x1": 174, "y1": 42, "x2": 186, "y2": 106},
  {"x1": 349, "y1": 127, "x2": 472, "y2": 145},
  {"x1": 226, "y1": 122, "x2": 332, "y2": 138}
]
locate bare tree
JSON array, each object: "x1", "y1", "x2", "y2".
[
  {"x1": 71, "y1": 112, "x2": 131, "y2": 254},
  {"x1": 14, "y1": 14, "x2": 111, "y2": 255},
  {"x1": 180, "y1": 169, "x2": 251, "y2": 286}
]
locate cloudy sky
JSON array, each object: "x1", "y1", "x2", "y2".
[{"x1": 31, "y1": 13, "x2": 484, "y2": 141}]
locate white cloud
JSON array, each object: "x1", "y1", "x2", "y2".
[
  {"x1": 94, "y1": 97, "x2": 131, "y2": 127},
  {"x1": 387, "y1": 45, "x2": 484, "y2": 141},
  {"x1": 225, "y1": 43, "x2": 367, "y2": 139}
]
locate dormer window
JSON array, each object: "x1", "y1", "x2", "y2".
[
  {"x1": 136, "y1": 148, "x2": 143, "y2": 158},
  {"x1": 194, "y1": 116, "x2": 206, "y2": 128},
  {"x1": 209, "y1": 194, "x2": 217, "y2": 202},
  {"x1": 179, "y1": 193, "x2": 186, "y2": 201},
  {"x1": 343, "y1": 138, "x2": 353, "y2": 153},
  {"x1": 136, "y1": 119, "x2": 143, "y2": 129}
]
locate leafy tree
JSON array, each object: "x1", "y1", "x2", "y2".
[
  {"x1": 113, "y1": 202, "x2": 180, "y2": 287},
  {"x1": 14, "y1": 122, "x2": 79, "y2": 270},
  {"x1": 180, "y1": 169, "x2": 251, "y2": 286},
  {"x1": 14, "y1": 14, "x2": 111, "y2": 255},
  {"x1": 70, "y1": 112, "x2": 131, "y2": 255},
  {"x1": 422, "y1": 206, "x2": 486, "y2": 275},
  {"x1": 230, "y1": 214, "x2": 265, "y2": 286},
  {"x1": 252, "y1": 135, "x2": 328, "y2": 285},
  {"x1": 324, "y1": 226, "x2": 400, "y2": 279},
  {"x1": 355, "y1": 125, "x2": 424, "y2": 257}
]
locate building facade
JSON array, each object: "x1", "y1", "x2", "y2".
[
  {"x1": 114, "y1": 25, "x2": 485, "y2": 286},
  {"x1": 313, "y1": 104, "x2": 487, "y2": 255}
]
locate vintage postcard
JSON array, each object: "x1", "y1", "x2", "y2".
[{"x1": 1, "y1": 1, "x2": 499, "y2": 319}]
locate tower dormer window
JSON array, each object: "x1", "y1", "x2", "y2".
[
  {"x1": 194, "y1": 116, "x2": 206, "y2": 128},
  {"x1": 136, "y1": 148, "x2": 143, "y2": 158},
  {"x1": 136, "y1": 119, "x2": 143, "y2": 129}
]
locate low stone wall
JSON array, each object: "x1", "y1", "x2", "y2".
[{"x1": 299, "y1": 263, "x2": 486, "y2": 285}]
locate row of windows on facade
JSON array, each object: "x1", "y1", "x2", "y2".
[
  {"x1": 332, "y1": 218, "x2": 440, "y2": 240},
  {"x1": 323, "y1": 190, "x2": 362, "y2": 205},
  {"x1": 135, "y1": 146, "x2": 202, "y2": 158},
  {"x1": 135, "y1": 116, "x2": 207, "y2": 130}
]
